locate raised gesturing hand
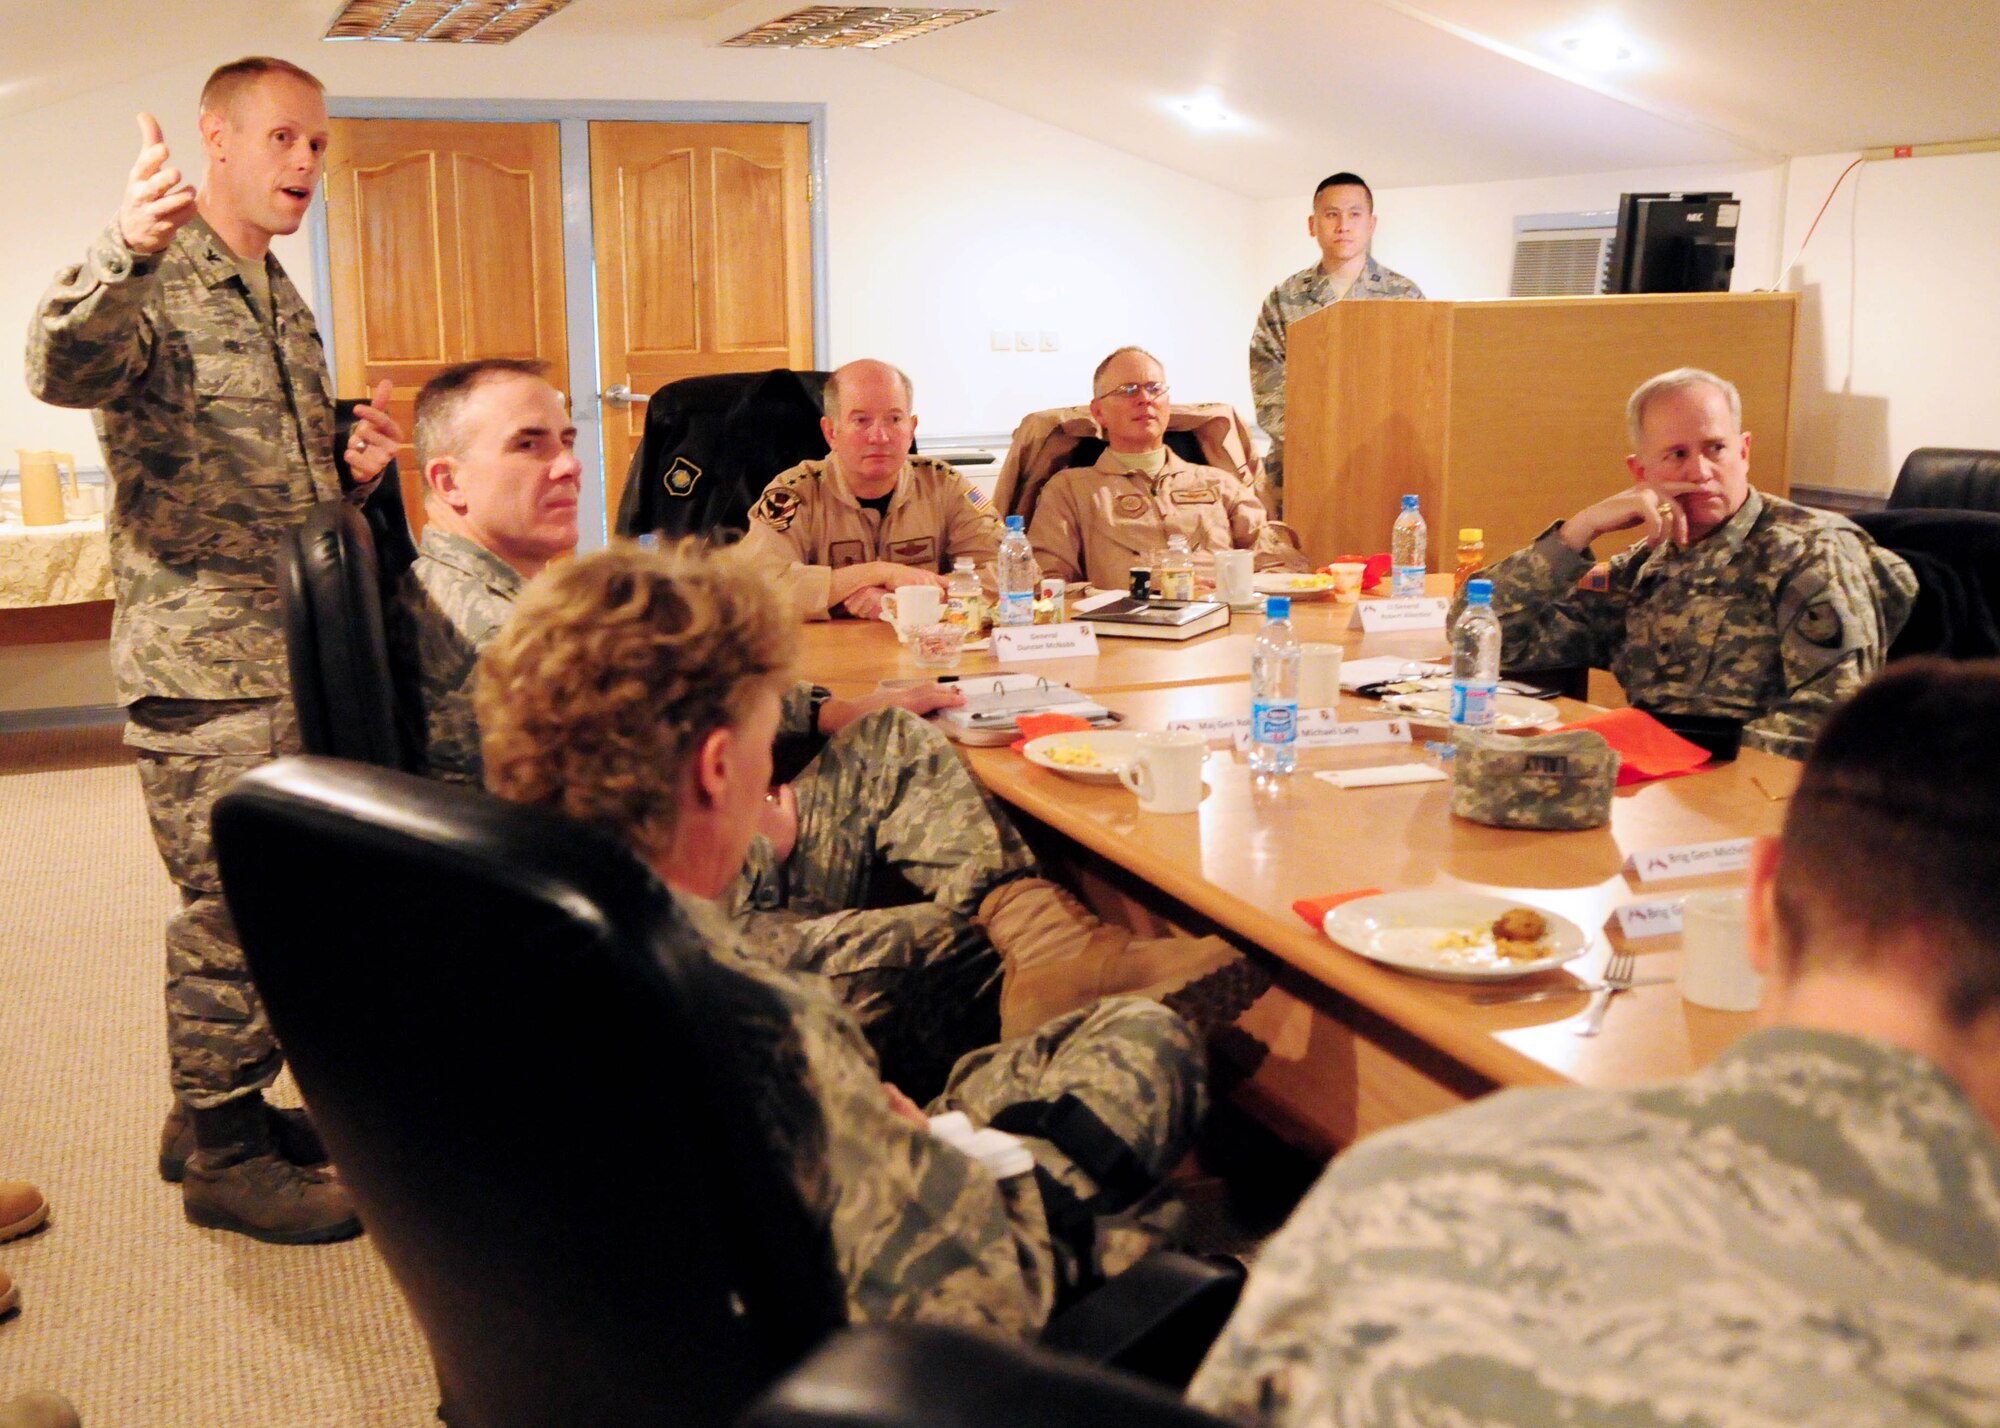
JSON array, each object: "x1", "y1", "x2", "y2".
[{"x1": 120, "y1": 113, "x2": 199, "y2": 255}]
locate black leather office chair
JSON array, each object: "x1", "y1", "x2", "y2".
[
  {"x1": 214, "y1": 758, "x2": 1243, "y2": 1428},
  {"x1": 1852, "y1": 508, "x2": 2000, "y2": 660},
  {"x1": 278, "y1": 499, "x2": 419, "y2": 770},
  {"x1": 742, "y1": 1322, "x2": 1234, "y2": 1428},
  {"x1": 1886, "y1": 447, "x2": 2000, "y2": 515},
  {"x1": 617, "y1": 368, "x2": 833, "y2": 540}
]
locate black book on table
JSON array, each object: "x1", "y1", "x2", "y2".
[{"x1": 1078, "y1": 597, "x2": 1231, "y2": 641}]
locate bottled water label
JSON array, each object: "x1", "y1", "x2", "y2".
[
  {"x1": 997, "y1": 592, "x2": 1034, "y2": 626},
  {"x1": 1251, "y1": 700, "x2": 1298, "y2": 746},
  {"x1": 1450, "y1": 680, "x2": 1497, "y2": 728},
  {"x1": 1392, "y1": 564, "x2": 1426, "y2": 598}
]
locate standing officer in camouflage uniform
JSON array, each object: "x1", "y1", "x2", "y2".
[
  {"x1": 25, "y1": 57, "x2": 401, "y2": 1243},
  {"x1": 478, "y1": 541, "x2": 1209, "y2": 1330},
  {"x1": 400, "y1": 360, "x2": 1243, "y2": 1093},
  {"x1": 1248, "y1": 172, "x2": 1424, "y2": 499},
  {"x1": 1027, "y1": 346, "x2": 1307, "y2": 590},
  {"x1": 1457, "y1": 367, "x2": 1915, "y2": 760},
  {"x1": 1190, "y1": 657, "x2": 2000, "y2": 1427},
  {"x1": 739, "y1": 358, "x2": 1005, "y2": 620}
]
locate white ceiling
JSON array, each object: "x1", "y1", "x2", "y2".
[{"x1": 4, "y1": 0, "x2": 1996, "y2": 199}]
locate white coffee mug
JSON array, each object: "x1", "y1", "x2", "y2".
[
  {"x1": 1215, "y1": 549, "x2": 1255, "y2": 605},
  {"x1": 1681, "y1": 888, "x2": 1763, "y2": 1011},
  {"x1": 1118, "y1": 730, "x2": 1208, "y2": 814},
  {"x1": 1300, "y1": 642, "x2": 1344, "y2": 709},
  {"x1": 882, "y1": 585, "x2": 942, "y2": 640}
]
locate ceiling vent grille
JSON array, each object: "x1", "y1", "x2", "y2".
[
  {"x1": 1509, "y1": 210, "x2": 1616, "y2": 297},
  {"x1": 325, "y1": 0, "x2": 574, "y2": 43},
  {"x1": 721, "y1": 6, "x2": 996, "y2": 49}
]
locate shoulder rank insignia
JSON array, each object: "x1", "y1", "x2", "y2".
[
  {"x1": 753, "y1": 486, "x2": 802, "y2": 531},
  {"x1": 663, "y1": 456, "x2": 702, "y2": 498}
]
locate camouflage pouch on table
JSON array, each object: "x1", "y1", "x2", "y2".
[{"x1": 1451, "y1": 728, "x2": 1617, "y2": 830}]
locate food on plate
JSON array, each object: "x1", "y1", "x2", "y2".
[
  {"x1": 1491, "y1": 907, "x2": 1548, "y2": 944},
  {"x1": 1278, "y1": 572, "x2": 1335, "y2": 591},
  {"x1": 1045, "y1": 744, "x2": 1104, "y2": 770},
  {"x1": 1429, "y1": 906, "x2": 1555, "y2": 966}
]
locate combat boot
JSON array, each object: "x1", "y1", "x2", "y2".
[
  {"x1": 0, "y1": 1392, "x2": 82, "y2": 1428},
  {"x1": 979, "y1": 878, "x2": 1261, "y2": 1038},
  {"x1": 0, "y1": 1266, "x2": 17, "y2": 1317},
  {"x1": 180, "y1": 1097, "x2": 362, "y2": 1245},
  {"x1": 0, "y1": 1183, "x2": 47, "y2": 1243},
  {"x1": 158, "y1": 1096, "x2": 328, "y2": 1183}
]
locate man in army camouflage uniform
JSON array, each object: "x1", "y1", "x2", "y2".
[
  {"x1": 1248, "y1": 172, "x2": 1424, "y2": 499},
  {"x1": 1457, "y1": 367, "x2": 1916, "y2": 760},
  {"x1": 739, "y1": 358, "x2": 1005, "y2": 620},
  {"x1": 478, "y1": 541, "x2": 1209, "y2": 1330},
  {"x1": 25, "y1": 57, "x2": 402, "y2": 1243},
  {"x1": 1190, "y1": 656, "x2": 2000, "y2": 1426},
  {"x1": 1028, "y1": 346, "x2": 1307, "y2": 591},
  {"x1": 401, "y1": 360, "x2": 1245, "y2": 1092}
]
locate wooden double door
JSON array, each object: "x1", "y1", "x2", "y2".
[{"x1": 324, "y1": 118, "x2": 814, "y2": 538}]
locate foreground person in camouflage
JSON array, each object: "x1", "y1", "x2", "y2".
[
  {"x1": 1191, "y1": 657, "x2": 2000, "y2": 1427},
  {"x1": 478, "y1": 541, "x2": 1208, "y2": 1330},
  {"x1": 1248, "y1": 172, "x2": 1424, "y2": 497},
  {"x1": 401, "y1": 360, "x2": 1246, "y2": 1090},
  {"x1": 1462, "y1": 367, "x2": 1915, "y2": 760},
  {"x1": 25, "y1": 57, "x2": 402, "y2": 1243}
]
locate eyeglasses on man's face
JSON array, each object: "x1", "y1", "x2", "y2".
[{"x1": 1099, "y1": 381, "x2": 1169, "y2": 401}]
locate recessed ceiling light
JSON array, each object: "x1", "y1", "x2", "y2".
[
  {"x1": 1559, "y1": 30, "x2": 1634, "y2": 68},
  {"x1": 1169, "y1": 94, "x2": 1243, "y2": 132},
  {"x1": 324, "y1": 0, "x2": 575, "y2": 43}
]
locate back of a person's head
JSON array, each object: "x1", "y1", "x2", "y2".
[
  {"x1": 474, "y1": 539, "x2": 796, "y2": 861},
  {"x1": 1775, "y1": 658, "x2": 2000, "y2": 1025}
]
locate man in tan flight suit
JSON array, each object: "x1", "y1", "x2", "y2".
[
  {"x1": 741, "y1": 359, "x2": 1004, "y2": 620},
  {"x1": 1028, "y1": 347, "x2": 1307, "y2": 591}
]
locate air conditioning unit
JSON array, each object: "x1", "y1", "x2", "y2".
[{"x1": 1510, "y1": 210, "x2": 1617, "y2": 297}]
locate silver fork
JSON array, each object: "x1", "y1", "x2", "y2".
[{"x1": 1574, "y1": 947, "x2": 1637, "y2": 1037}]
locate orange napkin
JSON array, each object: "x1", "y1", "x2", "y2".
[
  {"x1": 1292, "y1": 887, "x2": 1385, "y2": 931},
  {"x1": 1011, "y1": 711, "x2": 1092, "y2": 755},
  {"x1": 1556, "y1": 706, "x2": 1710, "y2": 785}
]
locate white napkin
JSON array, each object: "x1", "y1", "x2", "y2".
[
  {"x1": 927, "y1": 1110, "x2": 1035, "y2": 1179},
  {"x1": 1315, "y1": 765, "x2": 1449, "y2": 789}
]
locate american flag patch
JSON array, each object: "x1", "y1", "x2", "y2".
[{"x1": 964, "y1": 485, "x2": 991, "y2": 510}]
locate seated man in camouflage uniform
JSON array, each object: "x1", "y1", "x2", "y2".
[
  {"x1": 1458, "y1": 367, "x2": 1916, "y2": 759},
  {"x1": 399, "y1": 360, "x2": 1247, "y2": 1092},
  {"x1": 1191, "y1": 656, "x2": 2000, "y2": 1427},
  {"x1": 739, "y1": 358, "x2": 1004, "y2": 621},
  {"x1": 1029, "y1": 347, "x2": 1306, "y2": 591},
  {"x1": 477, "y1": 540, "x2": 1209, "y2": 1331},
  {"x1": 1249, "y1": 172, "x2": 1424, "y2": 498}
]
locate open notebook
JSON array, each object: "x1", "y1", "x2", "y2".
[{"x1": 932, "y1": 673, "x2": 1114, "y2": 745}]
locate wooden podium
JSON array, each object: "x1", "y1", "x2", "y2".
[{"x1": 1282, "y1": 292, "x2": 1800, "y2": 567}]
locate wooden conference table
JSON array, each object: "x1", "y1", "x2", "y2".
[{"x1": 798, "y1": 584, "x2": 1790, "y2": 1157}]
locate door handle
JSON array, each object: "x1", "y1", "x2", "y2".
[{"x1": 601, "y1": 383, "x2": 649, "y2": 406}]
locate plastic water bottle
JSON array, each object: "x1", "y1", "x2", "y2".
[
  {"x1": 1158, "y1": 534, "x2": 1196, "y2": 602},
  {"x1": 996, "y1": 515, "x2": 1038, "y2": 627},
  {"x1": 1391, "y1": 494, "x2": 1428, "y2": 597},
  {"x1": 1249, "y1": 595, "x2": 1301, "y2": 775},
  {"x1": 1450, "y1": 578, "x2": 1501, "y2": 730},
  {"x1": 946, "y1": 556, "x2": 985, "y2": 636}
]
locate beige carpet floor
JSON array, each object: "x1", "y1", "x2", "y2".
[{"x1": 0, "y1": 726, "x2": 436, "y2": 1427}]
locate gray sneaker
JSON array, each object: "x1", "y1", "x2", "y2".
[{"x1": 182, "y1": 1151, "x2": 362, "y2": 1245}]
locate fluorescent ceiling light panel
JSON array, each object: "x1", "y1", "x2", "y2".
[
  {"x1": 1169, "y1": 93, "x2": 1244, "y2": 131},
  {"x1": 324, "y1": 0, "x2": 575, "y2": 43},
  {"x1": 721, "y1": 6, "x2": 996, "y2": 49}
]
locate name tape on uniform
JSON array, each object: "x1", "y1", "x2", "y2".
[
  {"x1": 1355, "y1": 597, "x2": 1450, "y2": 633},
  {"x1": 992, "y1": 623, "x2": 1098, "y2": 662},
  {"x1": 1167, "y1": 711, "x2": 1411, "y2": 751},
  {"x1": 1628, "y1": 838, "x2": 1753, "y2": 884},
  {"x1": 1613, "y1": 898, "x2": 1685, "y2": 939}
]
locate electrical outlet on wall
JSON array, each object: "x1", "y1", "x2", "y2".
[
  {"x1": 1039, "y1": 331, "x2": 1059, "y2": 352},
  {"x1": 990, "y1": 329, "x2": 1011, "y2": 351},
  {"x1": 1014, "y1": 331, "x2": 1036, "y2": 351}
]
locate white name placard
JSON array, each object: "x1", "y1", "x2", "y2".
[
  {"x1": 1629, "y1": 838, "x2": 1753, "y2": 884},
  {"x1": 992, "y1": 623, "x2": 1099, "y2": 662},
  {"x1": 1166, "y1": 714, "x2": 1251, "y2": 742},
  {"x1": 1613, "y1": 898, "x2": 1685, "y2": 939},
  {"x1": 1356, "y1": 597, "x2": 1450, "y2": 633},
  {"x1": 1166, "y1": 711, "x2": 1413, "y2": 750}
]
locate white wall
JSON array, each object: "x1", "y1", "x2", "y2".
[
  {"x1": 1782, "y1": 147, "x2": 2000, "y2": 495},
  {"x1": 2, "y1": 37, "x2": 1264, "y2": 463}
]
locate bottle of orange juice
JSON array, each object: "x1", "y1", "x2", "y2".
[{"x1": 1454, "y1": 528, "x2": 1485, "y2": 594}]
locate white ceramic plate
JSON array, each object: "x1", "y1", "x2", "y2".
[
  {"x1": 1252, "y1": 572, "x2": 1338, "y2": 600},
  {"x1": 1324, "y1": 890, "x2": 1588, "y2": 981},
  {"x1": 1381, "y1": 686, "x2": 1563, "y2": 731},
  {"x1": 1022, "y1": 730, "x2": 1144, "y2": 784}
]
